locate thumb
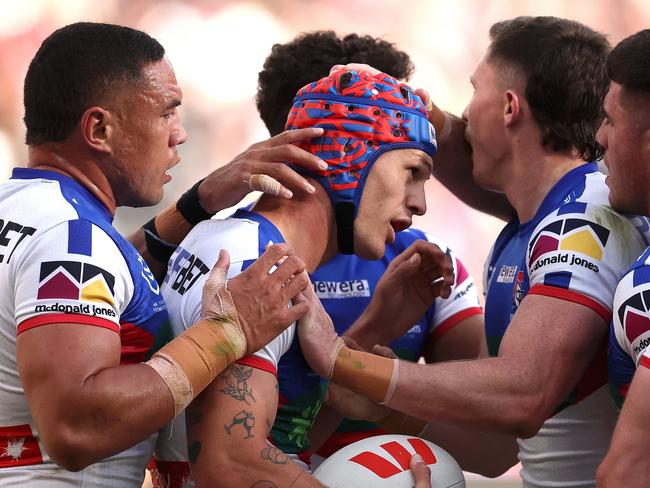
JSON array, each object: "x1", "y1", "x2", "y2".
[
  {"x1": 410, "y1": 454, "x2": 432, "y2": 488},
  {"x1": 207, "y1": 249, "x2": 230, "y2": 285}
]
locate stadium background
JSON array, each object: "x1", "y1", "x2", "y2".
[{"x1": 0, "y1": 0, "x2": 646, "y2": 486}]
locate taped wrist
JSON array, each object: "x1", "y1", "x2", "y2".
[
  {"x1": 331, "y1": 346, "x2": 399, "y2": 405},
  {"x1": 378, "y1": 409, "x2": 429, "y2": 437},
  {"x1": 145, "y1": 316, "x2": 247, "y2": 415}
]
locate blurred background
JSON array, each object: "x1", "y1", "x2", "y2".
[{"x1": 1, "y1": 0, "x2": 647, "y2": 485}]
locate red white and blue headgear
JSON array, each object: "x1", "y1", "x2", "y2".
[{"x1": 286, "y1": 69, "x2": 437, "y2": 254}]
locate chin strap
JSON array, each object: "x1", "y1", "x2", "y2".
[{"x1": 335, "y1": 202, "x2": 355, "y2": 254}]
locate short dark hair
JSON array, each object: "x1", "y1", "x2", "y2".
[
  {"x1": 256, "y1": 31, "x2": 414, "y2": 136},
  {"x1": 488, "y1": 16, "x2": 610, "y2": 162},
  {"x1": 24, "y1": 22, "x2": 165, "y2": 146},
  {"x1": 608, "y1": 29, "x2": 650, "y2": 95}
]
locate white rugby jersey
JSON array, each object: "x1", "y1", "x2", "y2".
[
  {"x1": 608, "y1": 245, "x2": 650, "y2": 409},
  {"x1": 483, "y1": 163, "x2": 650, "y2": 487},
  {"x1": 154, "y1": 209, "x2": 295, "y2": 487},
  {"x1": 0, "y1": 168, "x2": 171, "y2": 487},
  {"x1": 162, "y1": 208, "x2": 295, "y2": 373}
]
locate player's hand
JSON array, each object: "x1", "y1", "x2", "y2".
[
  {"x1": 410, "y1": 454, "x2": 432, "y2": 488},
  {"x1": 202, "y1": 244, "x2": 311, "y2": 354},
  {"x1": 197, "y1": 127, "x2": 327, "y2": 212},
  {"x1": 347, "y1": 240, "x2": 454, "y2": 348},
  {"x1": 294, "y1": 282, "x2": 343, "y2": 379}
]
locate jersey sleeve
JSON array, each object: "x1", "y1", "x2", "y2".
[
  {"x1": 162, "y1": 219, "x2": 296, "y2": 377},
  {"x1": 526, "y1": 203, "x2": 647, "y2": 323},
  {"x1": 425, "y1": 235, "x2": 483, "y2": 341},
  {"x1": 13, "y1": 219, "x2": 131, "y2": 334}
]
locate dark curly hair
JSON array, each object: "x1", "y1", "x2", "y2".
[
  {"x1": 256, "y1": 31, "x2": 414, "y2": 136},
  {"x1": 488, "y1": 16, "x2": 610, "y2": 162}
]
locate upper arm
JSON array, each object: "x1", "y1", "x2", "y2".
[{"x1": 14, "y1": 221, "x2": 130, "y2": 427}]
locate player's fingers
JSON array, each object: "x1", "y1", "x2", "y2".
[
  {"x1": 266, "y1": 127, "x2": 325, "y2": 148},
  {"x1": 260, "y1": 144, "x2": 327, "y2": 172},
  {"x1": 372, "y1": 344, "x2": 398, "y2": 359},
  {"x1": 251, "y1": 243, "x2": 295, "y2": 275},
  {"x1": 250, "y1": 163, "x2": 317, "y2": 196},
  {"x1": 342, "y1": 335, "x2": 364, "y2": 351},
  {"x1": 279, "y1": 271, "x2": 311, "y2": 303},
  {"x1": 269, "y1": 254, "x2": 305, "y2": 285},
  {"x1": 410, "y1": 454, "x2": 432, "y2": 488},
  {"x1": 330, "y1": 63, "x2": 382, "y2": 75},
  {"x1": 285, "y1": 300, "x2": 310, "y2": 324}
]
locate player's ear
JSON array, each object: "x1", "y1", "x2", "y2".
[
  {"x1": 504, "y1": 90, "x2": 520, "y2": 128},
  {"x1": 80, "y1": 107, "x2": 114, "y2": 155}
]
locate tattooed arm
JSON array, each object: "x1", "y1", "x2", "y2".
[{"x1": 186, "y1": 363, "x2": 324, "y2": 487}]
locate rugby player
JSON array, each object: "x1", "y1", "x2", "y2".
[
  {"x1": 160, "y1": 68, "x2": 452, "y2": 486},
  {"x1": 254, "y1": 31, "x2": 485, "y2": 465},
  {"x1": 299, "y1": 17, "x2": 650, "y2": 487},
  {"x1": 0, "y1": 22, "x2": 326, "y2": 486},
  {"x1": 594, "y1": 29, "x2": 650, "y2": 487}
]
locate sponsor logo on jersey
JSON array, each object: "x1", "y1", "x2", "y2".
[
  {"x1": 312, "y1": 280, "x2": 371, "y2": 299},
  {"x1": 529, "y1": 218, "x2": 609, "y2": 272},
  {"x1": 165, "y1": 247, "x2": 210, "y2": 296},
  {"x1": 496, "y1": 265, "x2": 517, "y2": 283},
  {"x1": 513, "y1": 270, "x2": 525, "y2": 309},
  {"x1": 349, "y1": 437, "x2": 437, "y2": 478},
  {"x1": 617, "y1": 289, "x2": 650, "y2": 355},
  {"x1": 36, "y1": 260, "x2": 116, "y2": 308}
]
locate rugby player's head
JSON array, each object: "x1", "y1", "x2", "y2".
[
  {"x1": 598, "y1": 29, "x2": 650, "y2": 215},
  {"x1": 284, "y1": 69, "x2": 436, "y2": 258},
  {"x1": 24, "y1": 22, "x2": 165, "y2": 146},
  {"x1": 24, "y1": 23, "x2": 187, "y2": 209},
  {"x1": 256, "y1": 31, "x2": 414, "y2": 137},
  {"x1": 487, "y1": 16, "x2": 609, "y2": 163}
]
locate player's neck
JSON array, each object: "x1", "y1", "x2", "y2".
[
  {"x1": 504, "y1": 144, "x2": 585, "y2": 223},
  {"x1": 27, "y1": 142, "x2": 117, "y2": 216},
  {"x1": 253, "y1": 181, "x2": 337, "y2": 272}
]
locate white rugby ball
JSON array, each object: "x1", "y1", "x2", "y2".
[{"x1": 313, "y1": 434, "x2": 465, "y2": 487}]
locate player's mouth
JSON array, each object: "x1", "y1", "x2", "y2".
[{"x1": 390, "y1": 219, "x2": 411, "y2": 233}]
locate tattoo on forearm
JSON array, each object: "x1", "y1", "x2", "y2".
[
  {"x1": 250, "y1": 481, "x2": 278, "y2": 488},
  {"x1": 260, "y1": 444, "x2": 289, "y2": 465},
  {"x1": 188, "y1": 441, "x2": 202, "y2": 464},
  {"x1": 224, "y1": 410, "x2": 255, "y2": 438},
  {"x1": 221, "y1": 364, "x2": 256, "y2": 404}
]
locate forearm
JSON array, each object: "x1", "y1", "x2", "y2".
[
  {"x1": 331, "y1": 348, "x2": 544, "y2": 437},
  {"x1": 432, "y1": 113, "x2": 513, "y2": 220},
  {"x1": 389, "y1": 357, "x2": 544, "y2": 435},
  {"x1": 188, "y1": 366, "x2": 323, "y2": 488}
]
